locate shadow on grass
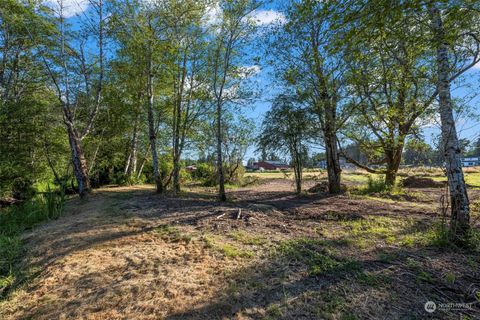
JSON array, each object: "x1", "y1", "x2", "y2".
[
  {"x1": 164, "y1": 240, "x2": 479, "y2": 320},
  {"x1": 5, "y1": 186, "x2": 480, "y2": 319}
]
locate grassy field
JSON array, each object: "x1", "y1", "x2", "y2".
[
  {"x1": 1, "y1": 170, "x2": 479, "y2": 319},
  {"x1": 245, "y1": 167, "x2": 480, "y2": 188}
]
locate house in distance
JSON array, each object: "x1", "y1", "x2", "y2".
[
  {"x1": 252, "y1": 161, "x2": 290, "y2": 171},
  {"x1": 462, "y1": 156, "x2": 480, "y2": 167}
]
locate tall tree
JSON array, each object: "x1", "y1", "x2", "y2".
[
  {"x1": 258, "y1": 95, "x2": 314, "y2": 193},
  {"x1": 166, "y1": 0, "x2": 209, "y2": 194},
  {"x1": 0, "y1": 0, "x2": 68, "y2": 197},
  {"x1": 271, "y1": 0, "x2": 349, "y2": 194},
  {"x1": 208, "y1": 0, "x2": 259, "y2": 201},
  {"x1": 338, "y1": 0, "x2": 437, "y2": 187},
  {"x1": 110, "y1": 0, "x2": 175, "y2": 193},
  {"x1": 428, "y1": 2, "x2": 479, "y2": 242},
  {"x1": 39, "y1": 0, "x2": 106, "y2": 198}
]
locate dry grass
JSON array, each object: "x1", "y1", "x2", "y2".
[{"x1": 0, "y1": 179, "x2": 479, "y2": 319}]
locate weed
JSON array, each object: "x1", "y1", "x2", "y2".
[
  {"x1": 356, "y1": 272, "x2": 390, "y2": 287},
  {"x1": 228, "y1": 230, "x2": 266, "y2": 245},
  {"x1": 277, "y1": 238, "x2": 361, "y2": 276},
  {"x1": 219, "y1": 243, "x2": 254, "y2": 258},
  {"x1": 405, "y1": 257, "x2": 421, "y2": 270},
  {"x1": 416, "y1": 271, "x2": 435, "y2": 284},
  {"x1": 0, "y1": 189, "x2": 65, "y2": 295},
  {"x1": 153, "y1": 225, "x2": 192, "y2": 243},
  {"x1": 444, "y1": 273, "x2": 456, "y2": 284},
  {"x1": 365, "y1": 176, "x2": 389, "y2": 193},
  {"x1": 201, "y1": 234, "x2": 254, "y2": 258},
  {"x1": 377, "y1": 251, "x2": 397, "y2": 263},
  {"x1": 265, "y1": 303, "x2": 283, "y2": 318},
  {"x1": 202, "y1": 233, "x2": 215, "y2": 248}
]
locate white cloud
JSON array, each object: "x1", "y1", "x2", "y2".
[
  {"x1": 248, "y1": 9, "x2": 286, "y2": 26},
  {"x1": 238, "y1": 65, "x2": 261, "y2": 78},
  {"x1": 44, "y1": 0, "x2": 90, "y2": 18},
  {"x1": 203, "y1": 4, "x2": 222, "y2": 26}
]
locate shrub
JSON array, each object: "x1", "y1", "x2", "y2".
[
  {"x1": 191, "y1": 162, "x2": 246, "y2": 187},
  {"x1": 11, "y1": 177, "x2": 35, "y2": 200},
  {"x1": 191, "y1": 163, "x2": 216, "y2": 186},
  {"x1": 225, "y1": 164, "x2": 245, "y2": 185},
  {"x1": 365, "y1": 176, "x2": 388, "y2": 193},
  {"x1": 0, "y1": 188, "x2": 65, "y2": 293}
]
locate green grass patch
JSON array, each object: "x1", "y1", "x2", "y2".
[
  {"x1": 276, "y1": 238, "x2": 361, "y2": 276},
  {"x1": 465, "y1": 172, "x2": 480, "y2": 188},
  {"x1": 153, "y1": 225, "x2": 192, "y2": 243},
  {"x1": 416, "y1": 270, "x2": 435, "y2": 284},
  {"x1": 356, "y1": 271, "x2": 391, "y2": 287},
  {"x1": 219, "y1": 243, "x2": 254, "y2": 258},
  {"x1": 201, "y1": 233, "x2": 254, "y2": 259},
  {"x1": 0, "y1": 189, "x2": 65, "y2": 296},
  {"x1": 335, "y1": 215, "x2": 455, "y2": 249},
  {"x1": 228, "y1": 230, "x2": 266, "y2": 245}
]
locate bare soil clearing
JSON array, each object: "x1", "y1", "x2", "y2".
[{"x1": 0, "y1": 180, "x2": 479, "y2": 319}]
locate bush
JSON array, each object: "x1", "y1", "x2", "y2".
[
  {"x1": 225, "y1": 164, "x2": 245, "y2": 185},
  {"x1": 0, "y1": 187, "x2": 65, "y2": 293},
  {"x1": 11, "y1": 177, "x2": 35, "y2": 200},
  {"x1": 191, "y1": 163, "x2": 216, "y2": 186},
  {"x1": 190, "y1": 162, "x2": 246, "y2": 187},
  {"x1": 364, "y1": 176, "x2": 388, "y2": 193}
]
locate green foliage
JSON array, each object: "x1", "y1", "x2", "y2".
[
  {"x1": 191, "y1": 163, "x2": 217, "y2": 186},
  {"x1": 229, "y1": 230, "x2": 266, "y2": 245},
  {"x1": 0, "y1": 235, "x2": 21, "y2": 277},
  {"x1": 364, "y1": 176, "x2": 389, "y2": 193},
  {"x1": 201, "y1": 233, "x2": 254, "y2": 259},
  {"x1": 277, "y1": 238, "x2": 361, "y2": 276},
  {"x1": 0, "y1": 188, "x2": 65, "y2": 293},
  {"x1": 190, "y1": 162, "x2": 246, "y2": 187}
]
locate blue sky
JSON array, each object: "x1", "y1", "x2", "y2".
[{"x1": 46, "y1": 0, "x2": 480, "y2": 161}]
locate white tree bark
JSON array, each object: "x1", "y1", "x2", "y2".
[
  {"x1": 146, "y1": 24, "x2": 163, "y2": 193},
  {"x1": 430, "y1": 5, "x2": 470, "y2": 240}
]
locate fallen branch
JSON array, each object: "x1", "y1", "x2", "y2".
[{"x1": 236, "y1": 208, "x2": 242, "y2": 220}]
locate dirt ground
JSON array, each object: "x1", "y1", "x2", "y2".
[{"x1": 0, "y1": 179, "x2": 479, "y2": 319}]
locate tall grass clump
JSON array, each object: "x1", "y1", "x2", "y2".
[
  {"x1": 364, "y1": 176, "x2": 389, "y2": 193},
  {"x1": 0, "y1": 185, "x2": 65, "y2": 295}
]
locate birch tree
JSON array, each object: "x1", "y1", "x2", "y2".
[
  {"x1": 41, "y1": 0, "x2": 106, "y2": 198},
  {"x1": 165, "y1": 0, "x2": 209, "y2": 194},
  {"x1": 427, "y1": 1, "x2": 480, "y2": 242},
  {"x1": 207, "y1": 0, "x2": 259, "y2": 201}
]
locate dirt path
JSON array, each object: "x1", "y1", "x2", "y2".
[{"x1": 0, "y1": 181, "x2": 479, "y2": 319}]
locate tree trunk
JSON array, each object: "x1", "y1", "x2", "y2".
[
  {"x1": 294, "y1": 159, "x2": 302, "y2": 193},
  {"x1": 172, "y1": 155, "x2": 180, "y2": 194},
  {"x1": 125, "y1": 121, "x2": 138, "y2": 181},
  {"x1": 430, "y1": 6, "x2": 470, "y2": 241},
  {"x1": 147, "y1": 50, "x2": 163, "y2": 193},
  {"x1": 124, "y1": 152, "x2": 132, "y2": 176},
  {"x1": 216, "y1": 101, "x2": 226, "y2": 201},
  {"x1": 66, "y1": 123, "x2": 90, "y2": 198},
  {"x1": 384, "y1": 168, "x2": 397, "y2": 188},
  {"x1": 131, "y1": 123, "x2": 138, "y2": 176},
  {"x1": 324, "y1": 121, "x2": 342, "y2": 194},
  {"x1": 384, "y1": 146, "x2": 403, "y2": 188},
  {"x1": 172, "y1": 104, "x2": 182, "y2": 194}
]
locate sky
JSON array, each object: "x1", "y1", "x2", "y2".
[{"x1": 43, "y1": 0, "x2": 480, "y2": 161}]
